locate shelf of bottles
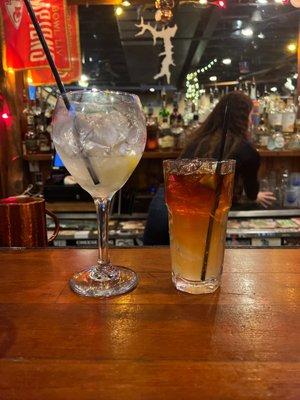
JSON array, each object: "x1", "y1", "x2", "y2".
[
  {"x1": 22, "y1": 87, "x2": 56, "y2": 158},
  {"x1": 252, "y1": 95, "x2": 300, "y2": 151},
  {"x1": 22, "y1": 87, "x2": 300, "y2": 160},
  {"x1": 145, "y1": 92, "x2": 300, "y2": 154}
]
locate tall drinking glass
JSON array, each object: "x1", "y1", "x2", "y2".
[
  {"x1": 164, "y1": 159, "x2": 235, "y2": 294},
  {"x1": 52, "y1": 90, "x2": 146, "y2": 297}
]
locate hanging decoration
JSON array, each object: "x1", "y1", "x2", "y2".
[
  {"x1": 155, "y1": 0, "x2": 175, "y2": 23},
  {"x1": 179, "y1": 0, "x2": 226, "y2": 10},
  {"x1": 30, "y1": 5, "x2": 81, "y2": 85},
  {"x1": 135, "y1": 17, "x2": 177, "y2": 84},
  {"x1": 0, "y1": 0, "x2": 71, "y2": 71}
]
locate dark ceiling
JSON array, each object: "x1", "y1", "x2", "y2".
[{"x1": 78, "y1": 1, "x2": 299, "y2": 91}]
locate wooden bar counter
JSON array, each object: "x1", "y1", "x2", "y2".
[{"x1": 0, "y1": 247, "x2": 299, "y2": 399}]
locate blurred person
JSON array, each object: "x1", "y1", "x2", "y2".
[{"x1": 143, "y1": 91, "x2": 276, "y2": 245}]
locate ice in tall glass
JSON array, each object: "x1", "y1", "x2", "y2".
[{"x1": 164, "y1": 159, "x2": 235, "y2": 294}]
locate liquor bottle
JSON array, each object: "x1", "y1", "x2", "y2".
[
  {"x1": 183, "y1": 101, "x2": 193, "y2": 127},
  {"x1": 170, "y1": 108, "x2": 184, "y2": 150},
  {"x1": 38, "y1": 124, "x2": 51, "y2": 153},
  {"x1": 273, "y1": 125, "x2": 285, "y2": 150},
  {"x1": 158, "y1": 107, "x2": 174, "y2": 150},
  {"x1": 145, "y1": 109, "x2": 159, "y2": 151},
  {"x1": 282, "y1": 99, "x2": 296, "y2": 133},
  {"x1": 23, "y1": 90, "x2": 39, "y2": 155},
  {"x1": 24, "y1": 125, "x2": 39, "y2": 154},
  {"x1": 170, "y1": 104, "x2": 179, "y2": 127}
]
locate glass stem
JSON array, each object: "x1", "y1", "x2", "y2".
[{"x1": 94, "y1": 197, "x2": 110, "y2": 269}]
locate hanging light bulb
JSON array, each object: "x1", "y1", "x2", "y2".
[
  {"x1": 222, "y1": 58, "x2": 232, "y2": 65},
  {"x1": 287, "y1": 42, "x2": 297, "y2": 53},
  {"x1": 155, "y1": 0, "x2": 174, "y2": 22},
  {"x1": 241, "y1": 27, "x2": 254, "y2": 37},
  {"x1": 115, "y1": 6, "x2": 123, "y2": 16}
]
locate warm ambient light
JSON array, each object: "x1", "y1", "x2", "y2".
[
  {"x1": 217, "y1": 0, "x2": 226, "y2": 8},
  {"x1": 115, "y1": 6, "x2": 123, "y2": 16},
  {"x1": 241, "y1": 27, "x2": 254, "y2": 37},
  {"x1": 209, "y1": 76, "x2": 217, "y2": 82},
  {"x1": 27, "y1": 76, "x2": 33, "y2": 84},
  {"x1": 122, "y1": 0, "x2": 131, "y2": 6},
  {"x1": 1, "y1": 113, "x2": 9, "y2": 119},
  {"x1": 78, "y1": 74, "x2": 89, "y2": 88},
  {"x1": 7, "y1": 67, "x2": 14, "y2": 74},
  {"x1": 287, "y1": 42, "x2": 297, "y2": 53},
  {"x1": 199, "y1": 0, "x2": 208, "y2": 4},
  {"x1": 222, "y1": 58, "x2": 231, "y2": 65}
]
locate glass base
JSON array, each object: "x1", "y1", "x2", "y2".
[
  {"x1": 172, "y1": 272, "x2": 220, "y2": 294},
  {"x1": 70, "y1": 264, "x2": 138, "y2": 297}
]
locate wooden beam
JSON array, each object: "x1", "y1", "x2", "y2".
[
  {"x1": 67, "y1": 0, "x2": 152, "y2": 4},
  {"x1": 67, "y1": 0, "x2": 122, "y2": 4},
  {"x1": 297, "y1": 16, "x2": 300, "y2": 118},
  {"x1": 177, "y1": 8, "x2": 220, "y2": 87}
]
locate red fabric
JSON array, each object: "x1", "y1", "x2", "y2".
[
  {"x1": 1, "y1": 0, "x2": 71, "y2": 71},
  {"x1": 30, "y1": 5, "x2": 81, "y2": 85}
]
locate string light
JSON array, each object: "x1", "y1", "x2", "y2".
[
  {"x1": 198, "y1": 58, "x2": 218, "y2": 73},
  {"x1": 186, "y1": 71, "x2": 200, "y2": 105},
  {"x1": 222, "y1": 58, "x2": 231, "y2": 65}
]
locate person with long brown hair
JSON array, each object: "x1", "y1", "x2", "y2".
[{"x1": 143, "y1": 91, "x2": 275, "y2": 245}]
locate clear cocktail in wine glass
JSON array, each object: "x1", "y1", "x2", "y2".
[{"x1": 52, "y1": 90, "x2": 146, "y2": 297}]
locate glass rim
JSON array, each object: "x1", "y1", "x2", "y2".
[
  {"x1": 57, "y1": 89, "x2": 140, "y2": 103},
  {"x1": 163, "y1": 158, "x2": 236, "y2": 175},
  {"x1": 163, "y1": 158, "x2": 236, "y2": 166}
]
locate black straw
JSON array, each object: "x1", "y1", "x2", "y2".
[
  {"x1": 23, "y1": 0, "x2": 99, "y2": 185},
  {"x1": 201, "y1": 102, "x2": 230, "y2": 281}
]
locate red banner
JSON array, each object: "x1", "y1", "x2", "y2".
[
  {"x1": 30, "y1": 5, "x2": 81, "y2": 85},
  {"x1": 1, "y1": 0, "x2": 70, "y2": 71}
]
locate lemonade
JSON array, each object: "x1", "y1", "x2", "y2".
[
  {"x1": 57, "y1": 150, "x2": 141, "y2": 198},
  {"x1": 51, "y1": 89, "x2": 146, "y2": 298}
]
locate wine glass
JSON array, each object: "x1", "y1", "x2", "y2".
[{"x1": 52, "y1": 90, "x2": 146, "y2": 297}]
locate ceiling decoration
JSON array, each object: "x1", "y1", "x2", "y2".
[
  {"x1": 135, "y1": 17, "x2": 177, "y2": 83},
  {"x1": 78, "y1": 2, "x2": 298, "y2": 90}
]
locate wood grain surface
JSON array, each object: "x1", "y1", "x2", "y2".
[{"x1": 0, "y1": 248, "x2": 299, "y2": 400}]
